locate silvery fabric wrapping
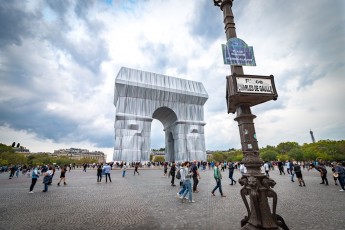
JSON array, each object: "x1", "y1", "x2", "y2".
[{"x1": 113, "y1": 67, "x2": 208, "y2": 162}]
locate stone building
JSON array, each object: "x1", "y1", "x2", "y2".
[{"x1": 53, "y1": 148, "x2": 105, "y2": 163}]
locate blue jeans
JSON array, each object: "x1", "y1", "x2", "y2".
[
  {"x1": 338, "y1": 176, "x2": 345, "y2": 190},
  {"x1": 122, "y1": 171, "x2": 126, "y2": 177},
  {"x1": 229, "y1": 171, "x2": 235, "y2": 184},
  {"x1": 291, "y1": 172, "x2": 295, "y2": 181},
  {"x1": 105, "y1": 173, "x2": 111, "y2": 182},
  {"x1": 212, "y1": 179, "x2": 223, "y2": 196},
  {"x1": 182, "y1": 180, "x2": 192, "y2": 201},
  {"x1": 43, "y1": 183, "x2": 48, "y2": 192},
  {"x1": 178, "y1": 182, "x2": 186, "y2": 195}
]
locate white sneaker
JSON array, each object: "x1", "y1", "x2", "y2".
[
  {"x1": 28, "y1": 191, "x2": 34, "y2": 194},
  {"x1": 177, "y1": 193, "x2": 181, "y2": 198},
  {"x1": 189, "y1": 200, "x2": 195, "y2": 203},
  {"x1": 340, "y1": 189, "x2": 344, "y2": 192}
]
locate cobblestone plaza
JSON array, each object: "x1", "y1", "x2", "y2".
[{"x1": 0, "y1": 167, "x2": 344, "y2": 230}]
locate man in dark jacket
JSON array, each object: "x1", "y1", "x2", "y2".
[
  {"x1": 310, "y1": 163, "x2": 329, "y2": 185},
  {"x1": 335, "y1": 162, "x2": 345, "y2": 191},
  {"x1": 277, "y1": 160, "x2": 285, "y2": 175},
  {"x1": 170, "y1": 163, "x2": 176, "y2": 186},
  {"x1": 228, "y1": 162, "x2": 236, "y2": 185},
  {"x1": 192, "y1": 161, "x2": 201, "y2": 192}
]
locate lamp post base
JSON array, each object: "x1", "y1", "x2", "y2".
[{"x1": 239, "y1": 174, "x2": 289, "y2": 230}]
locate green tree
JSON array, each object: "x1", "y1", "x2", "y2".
[
  {"x1": 0, "y1": 152, "x2": 27, "y2": 165},
  {"x1": 207, "y1": 156, "x2": 214, "y2": 162},
  {"x1": 260, "y1": 149, "x2": 278, "y2": 161},
  {"x1": 277, "y1": 154, "x2": 288, "y2": 162},
  {"x1": 77, "y1": 157, "x2": 97, "y2": 164},
  {"x1": 276, "y1": 142, "x2": 299, "y2": 154},
  {"x1": 0, "y1": 143, "x2": 14, "y2": 154},
  {"x1": 212, "y1": 152, "x2": 225, "y2": 162},
  {"x1": 288, "y1": 147, "x2": 304, "y2": 161},
  {"x1": 301, "y1": 144, "x2": 318, "y2": 161},
  {"x1": 0, "y1": 159, "x2": 9, "y2": 166},
  {"x1": 316, "y1": 152, "x2": 331, "y2": 161},
  {"x1": 300, "y1": 140, "x2": 345, "y2": 161},
  {"x1": 153, "y1": 155, "x2": 165, "y2": 162},
  {"x1": 233, "y1": 154, "x2": 244, "y2": 162},
  {"x1": 55, "y1": 156, "x2": 73, "y2": 166},
  {"x1": 225, "y1": 150, "x2": 243, "y2": 162}
]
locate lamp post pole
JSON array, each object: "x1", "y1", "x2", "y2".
[{"x1": 213, "y1": 1, "x2": 287, "y2": 229}]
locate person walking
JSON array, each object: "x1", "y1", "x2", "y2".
[
  {"x1": 289, "y1": 161, "x2": 295, "y2": 182},
  {"x1": 220, "y1": 162, "x2": 225, "y2": 172},
  {"x1": 57, "y1": 165, "x2": 67, "y2": 186},
  {"x1": 263, "y1": 161, "x2": 270, "y2": 177},
  {"x1": 103, "y1": 163, "x2": 112, "y2": 182},
  {"x1": 239, "y1": 162, "x2": 247, "y2": 175},
  {"x1": 180, "y1": 161, "x2": 195, "y2": 203},
  {"x1": 293, "y1": 163, "x2": 306, "y2": 187},
  {"x1": 335, "y1": 162, "x2": 345, "y2": 192},
  {"x1": 331, "y1": 163, "x2": 339, "y2": 186},
  {"x1": 310, "y1": 163, "x2": 329, "y2": 185},
  {"x1": 97, "y1": 164, "x2": 103, "y2": 182},
  {"x1": 211, "y1": 162, "x2": 226, "y2": 197},
  {"x1": 228, "y1": 162, "x2": 236, "y2": 185},
  {"x1": 134, "y1": 163, "x2": 139, "y2": 176},
  {"x1": 286, "y1": 161, "x2": 290, "y2": 174},
  {"x1": 9, "y1": 165, "x2": 16, "y2": 179},
  {"x1": 170, "y1": 163, "x2": 176, "y2": 186},
  {"x1": 48, "y1": 164, "x2": 56, "y2": 185},
  {"x1": 29, "y1": 166, "x2": 40, "y2": 193},
  {"x1": 163, "y1": 162, "x2": 168, "y2": 177},
  {"x1": 42, "y1": 166, "x2": 53, "y2": 192},
  {"x1": 122, "y1": 163, "x2": 127, "y2": 177},
  {"x1": 15, "y1": 166, "x2": 20, "y2": 178},
  {"x1": 192, "y1": 160, "x2": 201, "y2": 193},
  {"x1": 177, "y1": 162, "x2": 187, "y2": 198},
  {"x1": 277, "y1": 160, "x2": 285, "y2": 175}
]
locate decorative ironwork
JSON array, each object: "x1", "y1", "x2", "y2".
[{"x1": 213, "y1": 0, "x2": 233, "y2": 8}]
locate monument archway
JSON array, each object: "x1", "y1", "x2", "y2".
[{"x1": 113, "y1": 67, "x2": 208, "y2": 162}]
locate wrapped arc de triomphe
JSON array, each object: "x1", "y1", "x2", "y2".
[{"x1": 113, "y1": 67, "x2": 208, "y2": 163}]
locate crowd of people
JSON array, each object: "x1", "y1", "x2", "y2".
[
  {"x1": 168, "y1": 159, "x2": 345, "y2": 204},
  {"x1": 1, "y1": 159, "x2": 344, "y2": 197}
]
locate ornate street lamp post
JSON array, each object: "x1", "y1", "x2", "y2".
[{"x1": 213, "y1": 0, "x2": 288, "y2": 229}]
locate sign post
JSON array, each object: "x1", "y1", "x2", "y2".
[{"x1": 213, "y1": 0, "x2": 288, "y2": 229}]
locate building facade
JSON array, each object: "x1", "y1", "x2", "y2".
[{"x1": 53, "y1": 148, "x2": 105, "y2": 163}]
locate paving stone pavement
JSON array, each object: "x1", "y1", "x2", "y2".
[{"x1": 0, "y1": 167, "x2": 344, "y2": 230}]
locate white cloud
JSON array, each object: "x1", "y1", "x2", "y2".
[{"x1": 0, "y1": 0, "x2": 344, "y2": 160}]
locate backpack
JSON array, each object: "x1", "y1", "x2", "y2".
[
  {"x1": 176, "y1": 170, "x2": 181, "y2": 180},
  {"x1": 43, "y1": 175, "x2": 51, "y2": 184}
]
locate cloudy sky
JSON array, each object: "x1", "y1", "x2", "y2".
[{"x1": 0, "y1": 0, "x2": 344, "y2": 161}]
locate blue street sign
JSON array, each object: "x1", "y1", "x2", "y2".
[{"x1": 222, "y1": 38, "x2": 256, "y2": 66}]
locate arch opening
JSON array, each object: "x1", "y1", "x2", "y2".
[
  {"x1": 152, "y1": 107, "x2": 178, "y2": 128},
  {"x1": 152, "y1": 107, "x2": 177, "y2": 162}
]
